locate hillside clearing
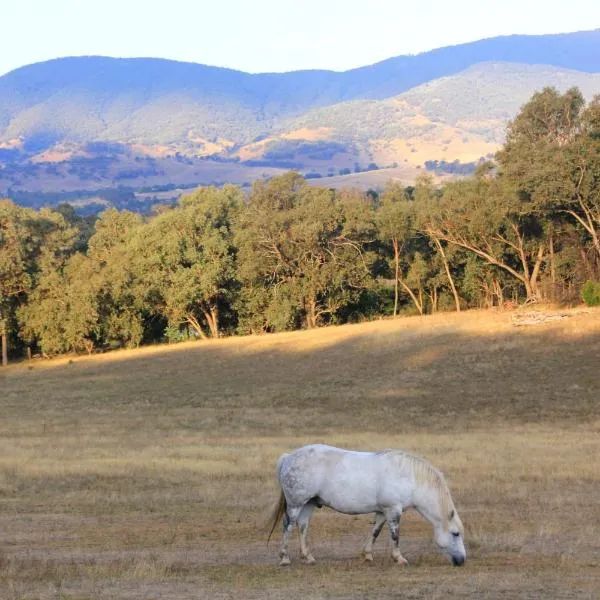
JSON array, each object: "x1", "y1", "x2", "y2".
[{"x1": 1, "y1": 308, "x2": 599, "y2": 599}]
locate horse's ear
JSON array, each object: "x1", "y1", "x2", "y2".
[{"x1": 449, "y1": 509, "x2": 455, "y2": 520}]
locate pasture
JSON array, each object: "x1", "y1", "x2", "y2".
[{"x1": 1, "y1": 308, "x2": 599, "y2": 599}]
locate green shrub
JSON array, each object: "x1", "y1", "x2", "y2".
[
  {"x1": 165, "y1": 324, "x2": 187, "y2": 343},
  {"x1": 580, "y1": 280, "x2": 600, "y2": 306}
]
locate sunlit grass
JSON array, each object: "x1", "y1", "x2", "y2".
[{"x1": 1, "y1": 307, "x2": 599, "y2": 598}]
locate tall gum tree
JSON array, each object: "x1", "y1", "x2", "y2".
[
  {"x1": 0, "y1": 200, "x2": 76, "y2": 365},
  {"x1": 376, "y1": 182, "x2": 419, "y2": 315},
  {"x1": 127, "y1": 185, "x2": 241, "y2": 339},
  {"x1": 498, "y1": 87, "x2": 600, "y2": 270},
  {"x1": 420, "y1": 177, "x2": 547, "y2": 302},
  {"x1": 413, "y1": 175, "x2": 462, "y2": 312},
  {"x1": 0, "y1": 200, "x2": 30, "y2": 366},
  {"x1": 235, "y1": 174, "x2": 375, "y2": 330},
  {"x1": 19, "y1": 253, "x2": 99, "y2": 355},
  {"x1": 86, "y1": 209, "x2": 145, "y2": 348}
]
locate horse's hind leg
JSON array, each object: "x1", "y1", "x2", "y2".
[
  {"x1": 362, "y1": 512, "x2": 386, "y2": 562},
  {"x1": 297, "y1": 502, "x2": 317, "y2": 564},
  {"x1": 279, "y1": 505, "x2": 301, "y2": 566}
]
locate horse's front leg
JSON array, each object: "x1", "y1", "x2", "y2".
[
  {"x1": 362, "y1": 512, "x2": 386, "y2": 562},
  {"x1": 384, "y1": 507, "x2": 409, "y2": 566}
]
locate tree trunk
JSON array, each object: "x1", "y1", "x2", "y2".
[
  {"x1": 483, "y1": 282, "x2": 493, "y2": 309},
  {"x1": 426, "y1": 226, "x2": 545, "y2": 303},
  {"x1": 201, "y1": 307, "x2": 220, "y2": 338},
  {"x1": 527, "y1": 244, "x2": 545, "y2": 301},
  {"x1": 432, "y1": 237, "x2": 461, "y2": 312},
  {"x1": 186, "y1": 314, "x2": 208, "y2": 340},
  {"x1": 579, "y1": 247, "x2": 593, "y2": 279},
  {"x1": 398, "y1": 280, "x2": 423, "y2": 315},
  {"x1": 493, "y1": 279, "x2": 504, "y2": 307},
  {"x1": 549, "y1": 234, "x2": 556, "y2": 285},
  {"x1": 430, "y1": 286, "x2": 438, "y2": 313},
  {"x1": 1, "y1": 330, "x2": 7, "y2": 367},
  {"x1": 392, "y1": 238, "x2": 400, "y2": 317},
  {"x1": 564, "y1": 206, "x2": 600, "y2": 263},
  {"x1": 208, "y1": 305, "x2": 220, "y2": 338},
  {"x1": 305, "y1": 298, "x2": 318, "y2": 329}
]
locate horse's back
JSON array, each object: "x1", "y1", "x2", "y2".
[
  {"x1": 279, "y1": 444, "x2": 375, "y2": 476},
  {"x1": 277, "y1": 444, "x2": 396, "y2": 514}
]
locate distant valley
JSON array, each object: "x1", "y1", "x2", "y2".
[{"x1": 1, "y1": 29, "x2": 600, "y2": 210}]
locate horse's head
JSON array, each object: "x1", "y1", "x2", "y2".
[{"x1": 434, "y1": 508, "x2": 466, "y2": 566}]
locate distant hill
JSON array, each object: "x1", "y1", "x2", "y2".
[
  {"x1": 283, "y1": 63, "x2": 600, "y2": 167},
  {"x1": 1, "y1": 29, "x2": 600, "y2": 148},
  {"x1": 1, "y1": 30, "x2": 600, "y2": 202}
]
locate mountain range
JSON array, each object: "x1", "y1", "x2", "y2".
[{"x1": 1, "y1": 29, "x2": 600, "y2": 200}]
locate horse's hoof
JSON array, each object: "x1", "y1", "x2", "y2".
[
  {"x1": 302, "y1": 555, "x2": 316, "y2": 565},
  {"x1": 363, "y1": 552, "x2": 374, "y2": 562},
  {"x1": 279, "y1": 556, "x2": 291, "y2": 566},
  {"x1": 395, "y1": 557, "x2": 409, "y2": 566}
]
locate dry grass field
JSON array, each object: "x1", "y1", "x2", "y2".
[{"x1": 1, "y1": 308, "x2": 599, "y2": 599}]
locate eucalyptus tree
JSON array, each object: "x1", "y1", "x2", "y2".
[
  {"x1": 498, "y1": 87, "x2": 600, "y2": 268},
  {"x1": 564, "y1": 96, "x2": 600, "y2": 265},
  {"x1": 461, "y1": 254, "x2": 520, "y2": 308},
  {"x1": 19, "y1": 253, "x2": 99, "y2": 355},
  {"x1": 1, "y1": 200, "x2": 77, "y2": 363},
  {"x1": 19, "y1": 207, "x2": 147, "y2": 355},
  {"x1": 126, "y1": 185, "x2": 241, "y2": 339},
  {"x1": 376, "y1": 182, "x2": 418, "y2": 315},
  {"x1": 235, "y1": 173, "x2": 376, "y2": 331},
  {"x1": 0, "y1": 200, "x2": 30, "y2": 365},
  {"x1": 420, "y1": 176, "x2": 548, "y2": 302},
  {"x1": 86, "y1": 208, "x2": 145, "y2": 348},
  {"x1": 413, "y1": 175, "x2": 462, "y2": 312}
]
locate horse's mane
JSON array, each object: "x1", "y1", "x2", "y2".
[{"x1": 377, "y1": 450, "x2": 454, "y2": 522}]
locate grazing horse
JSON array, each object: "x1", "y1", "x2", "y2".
[{"x1": 268, "y1": 444, "x2": 466, "y2": 566}]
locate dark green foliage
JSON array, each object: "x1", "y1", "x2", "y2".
[
  {"x1": 242, "y1": 159, "x2": 303, "y2": 169},
  {"x1": 581, "y1": 281, "x2": 600, "y2": 306},
  {"x1": 263, "y1": 140, "x2": 349, "y2": 161},
  {"x1": 6, "y1": 187, "x2": 163, "y2": 214},
  {"x1": 1, "y1": 200, "x2": 78, "y2": 360},
  {"x1": 52, "y1": 204, "x2": 97, "y2": 251},
  {"x1": 234, "y1": 173, "x2": 377, "y2": 331},
  {"x1": 125, "y1": 185, "x2": 241, "y2": 339},
  {"x1": 425, "y1": 159, "x2": 480, "y2": 175}
]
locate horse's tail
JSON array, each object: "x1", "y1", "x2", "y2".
[
  {"x1": 267, "y1": 489, "x2": 287, "y2": 546},
  {"x1": 267, "y1": 452, "x2": 290, "y2": 546}
]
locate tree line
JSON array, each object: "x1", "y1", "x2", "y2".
[{"x1": 2, "y1": 87, "x2": 600, "y2": 365}]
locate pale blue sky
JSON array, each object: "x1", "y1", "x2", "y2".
[{"x1": 2, "y1": 0, "x2": 599, "y2": 76}]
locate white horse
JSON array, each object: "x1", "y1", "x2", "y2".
[{"x1": 268, "y1": 444, "x2": 466, "y2": 566}]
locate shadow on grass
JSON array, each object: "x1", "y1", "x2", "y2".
[{"x1": 3, "y1": 311, "x2": 599, "y2": 435}]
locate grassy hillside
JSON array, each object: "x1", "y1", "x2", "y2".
[
  {"x1": 1, "y1": 308, "x2": 599, "y2": 598},
  {"x1": 289, "y1": 63, "x2": 600, "y2": 162},
  {"x1": 3, "y1": 61, "x2": 600, "y2": 200},
  {"x1": 2, "y1": 30, "x2": 600, "y2": 202},
  {"x1": 243, "y1": 63, "x2": 600, "y2": 172},
  {"x1": 1, "y1": 30, "x2": 600, "y2": 147}
]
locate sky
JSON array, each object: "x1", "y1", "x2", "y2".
[{"x1": 2, "y1": 0, "x2": 599, "y2": 77}]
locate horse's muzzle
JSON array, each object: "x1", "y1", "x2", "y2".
[{"x1": 452, "y1": 555, "x2": 465, "y2": 566}]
